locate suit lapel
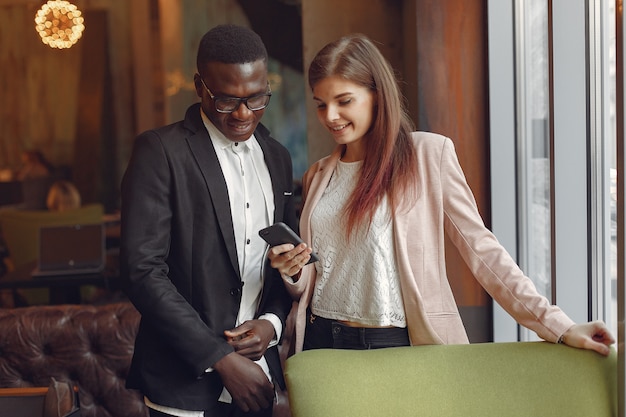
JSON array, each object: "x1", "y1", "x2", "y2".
[{"x1": 186, "y1": 120, "x2": 240, "y2": 278}]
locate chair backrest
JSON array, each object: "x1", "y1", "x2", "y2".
[
  {"x1": 284, "y1": 342, "x2": 617, "y2": 417},
  {"x1": 0, "y1": 204, "x2": 104, "y2": 269}
]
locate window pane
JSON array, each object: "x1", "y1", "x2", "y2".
[
  {"x1": 589, "y1": 0, "x2": 617, "y2": 339},
  {"x1": 602, "y1": 0, "x2": 617, "y2": 339},
  {"x1": 517, "y1": 0, "x2": 551, "y2": 302}
]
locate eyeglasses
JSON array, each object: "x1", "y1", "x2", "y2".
[{"x1": 199, "y1": 76, "x2": 272, "y2": 113}]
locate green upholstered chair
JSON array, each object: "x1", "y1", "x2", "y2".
[
  {"x1": 284, "y1": 341, "x2": 617, "y2": 417},
  {"x1": 0, "y1": 204, "x2": 104, "y2": 305},
  {"x1": 0, "y1": 203, "x2": 104, "y2": 270}
]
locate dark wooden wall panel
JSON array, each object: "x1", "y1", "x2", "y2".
[
  {"x1": 74, "y1": 10, "x2": 114, "y2": 208},
  {"x1": 415, "y1": 0, "x2": 492, "y2": 341}
]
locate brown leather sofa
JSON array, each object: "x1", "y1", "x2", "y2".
[{"x1": 0, "y1": 302, "x2": 148, "y2": 417}]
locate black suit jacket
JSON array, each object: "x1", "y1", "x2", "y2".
[{"x1": 120, "y1": 103, "x2": 296, "y2": 412}]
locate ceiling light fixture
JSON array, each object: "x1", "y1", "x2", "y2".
[{"x1": 34, "y1": 1, "x2": 85, "y2": 49}]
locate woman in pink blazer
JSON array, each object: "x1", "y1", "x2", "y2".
[{"x1": 269, "y1": 33, "x2": 614, "y2": 356}]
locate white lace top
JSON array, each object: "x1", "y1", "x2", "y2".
[{"x1": 310, "y1": 159, "x2": 406, "y2": 327}]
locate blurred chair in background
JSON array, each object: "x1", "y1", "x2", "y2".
[
  {"x1": 0, "y1": 203, "x2": 104, "y2": 305},
  {"x1": 0, "y1": 203, "x2": 104, "y2": 269}
]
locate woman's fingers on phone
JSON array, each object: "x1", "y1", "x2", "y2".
[
  {"x1": 268, "y1": 243, "x2": 311, "y2": 270},
  {"x1": 288, "y1": 250, "x2": 311, "y2": 275},
  {"x1": 293, "y1": 247, "x2": 312, "y2": 268},
  {"x1": 269, "y1": 244, "x2": 301, "y2": 270},
  {"x1": 300, "y1": 247, "x2": 312, "y2": 263},
  {"x1": 268, "y1": 244, "x2": 295, "y2": 261}
]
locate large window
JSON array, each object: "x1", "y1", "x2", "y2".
[
  {"x1": 515, "y1": 0, "x2": 551, "y2": 302},
  {"x1": 488, "y1": 0, "x2": 619, "y2": 344},
  {"x1": 514, "y1": 0, "x2": 552, "y2": 341},
  {"x1": 590, "y1": 0, "x2": 618, "y2": 343}
]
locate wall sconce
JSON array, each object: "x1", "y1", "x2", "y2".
[{"x1": 34, "y1": 1, "x2": 85, "y2": 49}]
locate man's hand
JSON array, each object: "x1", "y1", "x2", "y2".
[
  {"x1": 224, "y1": 319, "x2": 275, "y2": 361},
  {"x1": 213, "y1": 352, "x2": 274, "y2": 412}
]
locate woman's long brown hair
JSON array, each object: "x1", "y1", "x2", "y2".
[{"x1": 308, "y1": 34, "x2": 418, "y2": 237}]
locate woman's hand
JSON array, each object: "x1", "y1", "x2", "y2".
[
  {"x1": 268, "y1": 243, "x2": 312, "y2": 280},
  {"x1": 560, "y1": 321, "x2": 615, "y2": 356}
]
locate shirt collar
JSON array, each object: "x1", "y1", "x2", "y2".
[{"x1": 199, "y1": 107, "x2": 256, "y2": 152}]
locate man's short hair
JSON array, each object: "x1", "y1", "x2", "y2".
[{"x1": 197, "y1": 24, "x2": 268, "y2": 69}]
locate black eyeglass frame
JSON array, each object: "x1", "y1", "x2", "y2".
[{"x1": 199, "y1": 76, "x2": 272, "y2": 113}]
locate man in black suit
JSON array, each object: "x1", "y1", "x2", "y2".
[{"x1": 120, "y1": 24, "x2": 298, "y2": 417}]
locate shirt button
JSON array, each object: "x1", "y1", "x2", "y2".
[{"x1": 246, "y1": 239, "x2": 250, "y2": 244}]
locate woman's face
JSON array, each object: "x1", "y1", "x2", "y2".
[{"x1": 312, "y1": 75, "x2": 375, "y2": 162}]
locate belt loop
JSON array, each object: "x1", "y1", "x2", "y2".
[{"x1": 359, "y1": 328, "x2": 367, "y2": 348}]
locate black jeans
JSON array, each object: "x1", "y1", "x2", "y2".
[{"x1": 303, "y1": 311, "x2": 410, "y2": 350}]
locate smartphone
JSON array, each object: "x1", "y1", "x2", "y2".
[{"x1": 258, "y1": 222, "x2": 320, "y2": 264}]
